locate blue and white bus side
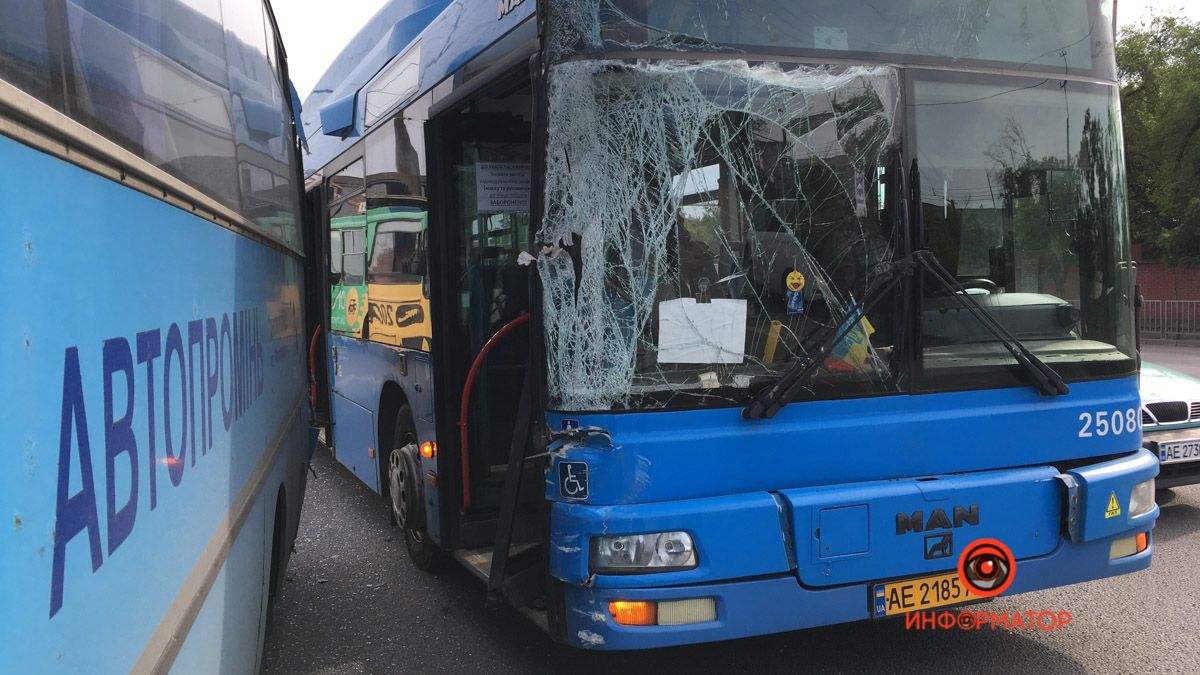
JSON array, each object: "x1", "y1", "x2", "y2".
[{"x1": 0, "y1": 1, "x2": 312, "y2": 672}]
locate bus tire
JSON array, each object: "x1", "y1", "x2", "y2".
[{"x1": 387, "y1": 404, "x2": 441, "y2": 571}]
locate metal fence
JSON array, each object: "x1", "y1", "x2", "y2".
[{"x1": 1141, "y1": 300, "x2": 1200, "y2": 338}]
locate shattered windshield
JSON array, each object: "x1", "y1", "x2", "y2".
[
  {"x1": 534, "y1": 3, "x2": 1131, "y2": 412},
  {"x1": 549, "y1": 0, "x2": 1115, "y2": 79},
  {"x1": 538, "y1": 60, "x2": 901, "y2": 411}
]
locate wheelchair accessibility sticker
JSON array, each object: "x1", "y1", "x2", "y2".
[{"x1": 558, "y1": 461, "x2": 589, "y2": 500}]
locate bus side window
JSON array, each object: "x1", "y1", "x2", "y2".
[
  {"x1": 330, "y1": 230, "x2": 344, "y2": 278},
  {"x1": 342, "y1": 229, "x2": 367, "y2": 285},
  {"x1": 368, "y1": 220, "x2": 426, "y2": 284}
]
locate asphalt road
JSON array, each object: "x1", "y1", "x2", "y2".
[
  {"x1": 263, "y1": 344, "x2": 1200, "y2": 675},
  {"x1": 1143, "y1": 341, "x2": 1200, "y2": 378}
]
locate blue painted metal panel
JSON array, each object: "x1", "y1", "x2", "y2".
[
  {"x1": 301, "y1": 0, "x2": 537, "y2": 177},
  {"x1": 550, "y1": 494, "x2": 792, "y2": 587},
  {"x1": 319, "y1": 92, "x2": 359, "y2": 137},
  {"x1": 0, "y1": 136, "x2": 308, "y2": 671},
  {"x1": 561, "y1": 524, "x2": 1153, "y2": 650},
  {"x1": 302, "y1": 0, "x2": 447, "y2": 111},
  {"x1": 331, "y1": 393, "x2": 379, "y2": 490},
  {"x1": 783, "y1": 465, "x2": 1061, "y2": 586},
  {"x1": 818, "y1": 505, "x2": 869, "y2": 558},
  {"x1": 563, "y1": 575, "x2": 864, "y2": 650},
  {"x1": 326, "y1": 334, "x2": 440, "y2": 539},
  {"x1": 1065, "y1": 447, "x2": 1159, "y2": 542},
  {"x1": 544, "y1": 377, "x2": 1141, "y2": 505}
]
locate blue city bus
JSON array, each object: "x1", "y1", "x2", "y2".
[
  {"x1": 0, "y1": 1, "x2": 314, "y2": 671},
  {"x1": 304, "y1": 0, "x2": 1158, "y2": 649}
]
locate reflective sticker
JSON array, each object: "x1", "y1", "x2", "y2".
[
  {"x1": 1105, "y1": 491, "x2": 1121, "y2": 519},
  {"x1": 559, "y1": 461, "x2": 589, "y2": 500}
]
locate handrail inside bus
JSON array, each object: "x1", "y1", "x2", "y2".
[
  {"x1": 459, "y1": 312, "x2": 530, "y2": 513},
  {"x1": 309, "y1": 323, "x2": 322, "y2": 412}
]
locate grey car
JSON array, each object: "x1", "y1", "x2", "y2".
[{"x1": 1142, "y1": 362, "x2": 1200, "y2": 488}]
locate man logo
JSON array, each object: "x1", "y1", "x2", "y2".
[
  {"x1": 895, "y1": 505, "x2": 980, "y2": 535},
  {"x1": 925, "y1": 532, "x2": 953, "y2": 560}
]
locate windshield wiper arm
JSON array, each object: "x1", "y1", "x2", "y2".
[
  {"x1": 743, "y1": 253, "x2": 918, "y2": 420},
  {"x1": 917, "y1": 249, "x2": 1069, "y2": 397},
  {"x1": 905, "y1": 157, "x2": 1066, "y2": 398}
]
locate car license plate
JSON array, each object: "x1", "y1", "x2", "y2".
[
  {"x1": 1160, "y1": 439, "x2": 1200, "y2": 465},
  {"x1": 872, "y1": 571, "x2": 979, "y2": 617}
]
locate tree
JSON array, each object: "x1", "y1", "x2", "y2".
[{"x1": 1118, "y1": 17, "x2": 1200, "y2": 265}]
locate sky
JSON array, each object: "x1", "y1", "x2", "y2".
[
  {"x1": 273, "y1": 0, "x2": 1200, "y2": 101},
  {"x1": 1118, "y1": 0, "x2": 1200, "y2": 29},
  {"x1": 273, "y1": 1, "x2": 390, "y2": 100}
]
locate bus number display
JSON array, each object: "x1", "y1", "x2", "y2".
[{"x1": 1078, "y1": 409, "x2": 1139, "y2": 438}]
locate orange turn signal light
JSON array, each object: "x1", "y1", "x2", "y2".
[
  {"x1": 609, "y1": 600, "x2": 657, "y2": 626},
  {"x1": 1136, "y1": 532, "x2": 1148, "y2": 553},
  {"x1": 420, "y1": 441, "x2": 436, "y2": 459}
]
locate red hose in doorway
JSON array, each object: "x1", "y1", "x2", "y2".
[
  {"x1": 308, "y1": 323, "x2": 322, "y2": 410},
  {"x1": 459, "y1": 312, "x2": 530, "y2": 513}
]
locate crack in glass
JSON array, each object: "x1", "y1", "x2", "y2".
[{"x1": 537, "y1": 59, "x2": 901, "y2": 410}]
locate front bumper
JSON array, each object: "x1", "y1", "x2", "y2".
[
  {"x1": 553, "y1": 449, "x2": 1159, "y2": 649},
  {"x1": 562, "y1": 529, "x2": 1153, "y2": 649}
]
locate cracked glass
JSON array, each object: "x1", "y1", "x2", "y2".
[
  {"x1": 538, "y1": 60, "x2": 902, "y2": 410},
  {"x1": 535, "y1": 1, "x2": 1132, "y2": 411},
  {"x1": 547, "y1": 0, "x2": 1114, "y2": 79}
]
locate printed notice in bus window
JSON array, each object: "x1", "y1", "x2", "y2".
[{"x1": 476, "y1": 162, "x2": 531, "y2": 213}]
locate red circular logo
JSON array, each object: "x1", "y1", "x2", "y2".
[{"x1": 956, "y1": 538, "x2": 1015, "y2": 598}]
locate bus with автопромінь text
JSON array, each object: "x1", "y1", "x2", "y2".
[{"x1": 0, "y1": 0, "x2": 321, "y2": 671}]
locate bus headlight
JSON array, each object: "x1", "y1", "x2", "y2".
[
  {"x1": 591, "y1": 532, "x2": 696, "y2": 573},
  {"x1": 1129, "y1": 478, "x2": 1155, "y2": 518}
]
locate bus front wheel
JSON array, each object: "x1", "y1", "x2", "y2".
[{"x1": 388, "y1": 405, "x2": 441, "y2": 570}]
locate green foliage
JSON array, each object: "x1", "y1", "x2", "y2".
[{"x1": 1118, "y1": 16, "x2": 1200, "y2": 265}]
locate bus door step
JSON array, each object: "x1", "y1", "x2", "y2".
[{"x1": 452, "y1": 542, "x2": 539, "y2": 583}]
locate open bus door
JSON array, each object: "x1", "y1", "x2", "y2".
[
  {"x1": 426, "y1": 67, "x2": 551, "y2": 617},
  {"x1": 302, "y1": 183, "x2": 333, "y2": 437}
]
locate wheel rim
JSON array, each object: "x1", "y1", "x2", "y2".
[{"x1": 389, "y1": 449, "x2": 407, "y2": 526}]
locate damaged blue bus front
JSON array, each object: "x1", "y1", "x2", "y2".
[
  {"x1": 300, "y1": 0, "x2": 1155, "y2": 651},
  {"x1": 529, "y1": 0, "x2": 1157, "y2": 649}
]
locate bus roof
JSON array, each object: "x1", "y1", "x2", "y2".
[{"x1": 300, "y1": 0, "x2": 536, "y2": 181}]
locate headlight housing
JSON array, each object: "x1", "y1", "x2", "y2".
[
  {"x1": 591, "y1": 532, "x2": 697, "y2": 573},
  {"x1": 1129, "y1": 478, "x2": 1155, "y2": 518}
]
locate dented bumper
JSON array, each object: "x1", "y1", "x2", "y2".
[
  {"x1": 560, "y1": 529, "x2": 1153, "y2": 649},
  {"x1": 550, "y1": 449, "x2": 1158, "y2": 649}
]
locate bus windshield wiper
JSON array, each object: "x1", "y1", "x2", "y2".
[
  {"x1": 742, "y1": 248, "x2": 1070, "y2": 421},
  {"x1": 742, "y1": 253, "x2": 918, "y2": 420},
  {"x1": 902, "y1": 156, "x2": 1067, "y2": 399},
  {"x1": 916, "y1": 249, "x2": 1070, "y2": 398}
]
